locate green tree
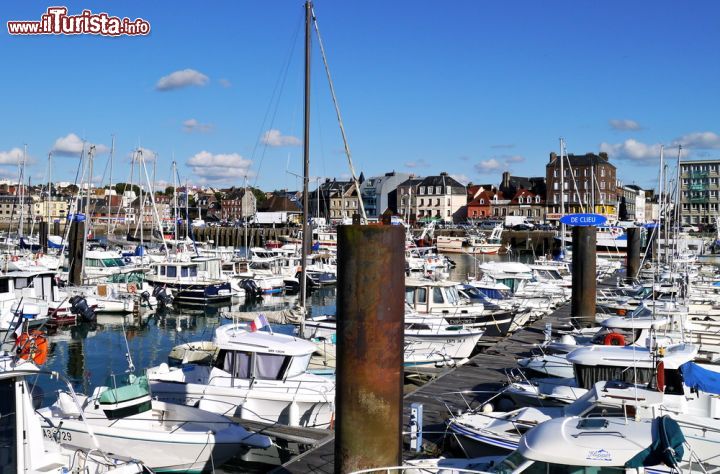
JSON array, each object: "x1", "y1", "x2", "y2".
[
  {"x1": 115, "y1": 183, "x2": 140, "y2": 195},
  {"x1": 251, "y1": 187, "x2": 266, "y2": 203}
]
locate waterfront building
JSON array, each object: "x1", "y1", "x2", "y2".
[
  {"x1": 545, "y1": 152, "x2": 617, "y2": 220},
  {"x1": 397, "y1": 172, "x2": 465, "y2": 223},
  {"x1": 679, "y1": 159, "x2": 720, "y2": 226},
  {"x1": 359, "y1": 171, "x2": 411, "y2": 219},
  {"x1": 220, "y1": 188, "x2": 257, "y2": 222}
]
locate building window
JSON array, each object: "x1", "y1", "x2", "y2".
[
  {"x1": 479, "y1": 199, "x2": 485, "y2": 204},
  {"x1": 601, "y1": 168, "x2": 606, "y2": 177},
  {"x1": 446, "y1": 186, "x2": 451, "y2": 194},
  {"x1": 553, "y1": 170, "x2": 558, "y2": 178},
  {"x1": 518, "y1": 197, "x2": 524, "y2": 204},
  {"x1": 436, "y1": 186, "x2": 442, "y2": 194},
  {"x1": 553, "y1": 182, "x2": 559, "y2": 191},
  {"x1": 600, "y1": 181, "x2": 606, "y2": 189},
  {"x1": 419, "y1": 187, "x2": 425, "y2": 195}
]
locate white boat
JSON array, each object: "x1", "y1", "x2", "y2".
[
  {"x1": 447, "y1": 380, "x2": 661, "y2": 457},
  {"x1": 147, "y1": 323, "x2": 336, "y2": 428},
  {"x1": 0, "y1": 352, "x2": 148, "y2": 473},
  {"x1": 405, "y1": 278, "x2": 516, "y2": 337},
  {"x1": 38, "y1": 372, "x2": 271, "y2": 472},
  {"x1": 145, "y1": 259, "x2": 233, "y2": 304}
]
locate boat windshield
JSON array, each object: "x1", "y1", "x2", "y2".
[
  {"x1": 445, "y1": 287, "x2": 460, "y2": 305},
  {"x1": 102, "y1": 258, "x2": 126, "y2": 267},
  {"x1": 478, "y1": 287, "x2": 512, "y2": 300},
  {"x1": 492, "y1": 451, "x2": 626, "y2": 474}
]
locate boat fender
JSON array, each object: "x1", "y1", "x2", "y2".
[
  {"x1": 15, "y1": 329, "x2": 49, "y2": 365},
  {"x1": 657, "y1": 360, "x2": 665, "y2": 392},
  {"x1": 289, "y1": 401, "x2": 300, "y2": 426},
  {"x1": 11, "y1": 256, "x2": 18, "y2": 262},
  {"x1": 603, "y1": 332, "x2": 625, "y2": 346},
  {"x1": 127, "y1": 282, "x2": 138, "y2": 294}
]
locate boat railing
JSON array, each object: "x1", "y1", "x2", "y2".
[
  {"x1": 205, "y1": 373, "x2": 335, "y2": 399},
  {"x1": 349, "y1": 467, "x2": 488, "y2": 474}
]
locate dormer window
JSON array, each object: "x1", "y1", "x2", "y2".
[
  {"x1": 493, "y1": 194, "x2": 498, "y2": 201},
  {"x1": 518, "y1": 197, "x2": 524, "y2": 204},
  {"x1": 535, "y1": 196, "x2": 541, "y2": 203},
  {"x1": 479, "y1": 199, "x2": 485, "y2": 205}
]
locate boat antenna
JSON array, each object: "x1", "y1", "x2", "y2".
[{"x1": 120, "y1": 316, "x2": 135, "y2": 373}]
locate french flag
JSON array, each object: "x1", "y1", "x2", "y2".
[{"x1": 249, "y1": 314, "x2": 269, "y2": 332}]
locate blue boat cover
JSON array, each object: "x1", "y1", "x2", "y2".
[
  {"x1": 680, "y1": 362, "x2": 720, "y2": 395},
  {"x1": 626, "y1": 416, "x2": 685, "y2": 468}
]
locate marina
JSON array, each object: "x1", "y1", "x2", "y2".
[{"x1": 3, "y1": 1, "x2": 720, "y2": 473}]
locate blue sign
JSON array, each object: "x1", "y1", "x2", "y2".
[{"x1": 560, "y1": 213, "x2": 607, "y2": 227}]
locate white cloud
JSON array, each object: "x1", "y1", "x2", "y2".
[
  {"x1": 599, "y1": 139, "x2": 664, "y2": 163},
  {"x1": 475, "y1": 159, "x2": 502, "y2": 172},
  {"x1": 155, "y1": 69, "x2": 209, "y2": 91},
  {"x1": 218, "y1": 78, "x2": 232, "y2": 88},
  {"x1": 404, "y1": 159, "x2": 430, "y2": 169},
  {"x1": 451, "y1": 174, "x2": 471, "y2": 186},
  {"x1": 51, "y1": 133, "x2": 108, "y2": 156},
  {"x1": 672, "y1": 131, "x2": 720, "y2": 149},
  {"x1": 260, "y1": 129, "x2": 301, "y2": 147},
  {"x1": 182, "y1": 118, "x2": 213, "y2": 133},
  {"x1": 186, "y1": 151, "x2": 254, "y2": 183},
  {"x1": 0, "y1": 147, "x2": 28, "y2": 165},
  {"x1": 609, "y1": 119, "x2": 642, "y2": 131}
]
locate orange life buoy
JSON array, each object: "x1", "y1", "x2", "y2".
[
  {"x1": 603, "y1": 332, "x2": 626, "y2": 346},
  {"x1": 15, "y1": 330, "x2": 49, "y2": 365},
  {"x1": 616, "y1": 308, "x2": 627, "y2": 316}
]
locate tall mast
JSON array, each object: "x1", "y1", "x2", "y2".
[
  {"x1": 81, "y1": 145, "x2": 95, "y2": 282},
  {"x1": 47, "y1": 151, "x2": 52, "y2": 229},
  {"x1": 108, "y1": 135, "x2": 115, "y2": 231},
  {"x1": 299, "y1": 0, "x2": 312, "y2": 319},
  {"x1": 559, "y1": 138, "x2": 566, "y2": 257},
  {"x1": 18, "y1": 144, "x2": 27, "y2": 238},
  {"x1": 658, "y1": 145, "x2": 664, "y2": 264},
  {"x1": 172, "y1": 159, "x2": 178, "y2": 249}
]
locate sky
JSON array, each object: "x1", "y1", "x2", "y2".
[{"x1": 1, "y1": 1, "x2": 719, "y2": 192}]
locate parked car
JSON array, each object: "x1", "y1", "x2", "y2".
[
  {"x1": 512, "y1": 224, "x2": 533, "y2": 231},
  {"x1": 681, "y1": 225, "x2": 700, "y2": 233}
]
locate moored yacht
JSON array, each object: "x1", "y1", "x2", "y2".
[{"x1": 146, "y1": 323, "x2": 336, "y2": 428}]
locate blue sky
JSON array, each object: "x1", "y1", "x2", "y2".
[{"x1": 2, "y1": 1, "x2": 719, "y2": 192}]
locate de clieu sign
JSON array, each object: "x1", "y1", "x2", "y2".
[{"x1": 559, "y1": 213, "x2": 607, "y2": 227}]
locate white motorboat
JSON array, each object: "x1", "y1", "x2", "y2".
[
  {"x1": 0, "y1": 350, "x2": 148, "y2": 473},
  {"x1": 147, "y1": 323, "x2": 336, "y2": 428},
  {"x1": 405, "y1": 278, "x2": 515, "y2": 337},
  {"x1": 38, "y1": 373, "x2": 271, "y2": 472},
  {"x1": 447, "y1": 380, "x2": 660, "y2": 457}
]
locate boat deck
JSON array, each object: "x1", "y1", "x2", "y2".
[{"x1": 273, "y1": 280, "x2": 615, "y2": 473}]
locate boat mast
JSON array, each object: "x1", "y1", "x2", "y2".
[
  {"x1": 108, "y1": 134, "x2": 115, "y2": 233},
  {"x1": 559, "y1": 138, "x2": 566, "y2": 257},
  {"x1": 47, "y1": 151, "x2": 52, "y2": 231},
  {"x1": 81, "y1": 145, "x2": 95, "y2": 282},
  {"x1": 658, "y1": 145, "x2": 664, "y2": 265},
  {"x1": 299, "y1": 0, "x2": 312, "y2": 322},
  {"x1": 18, "y1": 144, "x2": 27, "y2": 238},
  {"x1": 172, "y1": 159, "x2": 178, "y2": 252}
]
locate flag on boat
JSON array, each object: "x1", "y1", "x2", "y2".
[{"x1": 249, "y1": 314, "x2": 269, "y2": 332}]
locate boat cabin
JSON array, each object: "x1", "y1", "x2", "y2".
[
  {"x1": 212, "y1": 324, "x2": 316, "y2": 382},
  {"x1": 405, "y1": 278, "x2": 480, "y2": 314}
]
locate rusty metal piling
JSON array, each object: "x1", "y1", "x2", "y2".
[
  {"x1": 571, "y1": 226, "x2": 597, "y2": 327},
  {"x1": 335, "y1": 224, "x2": 404, "y2": 473},
  {"x1": 626, "y1": 227, "x2": 641, "y2": 283}
]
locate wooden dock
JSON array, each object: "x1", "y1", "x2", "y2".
[{"x1": 272, "y1": 301, "x2": 579, "y2": 473}]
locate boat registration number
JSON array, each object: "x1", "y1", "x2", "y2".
[{"x1": 43, "y1": 428, "x2": 72, "y2": 442}]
